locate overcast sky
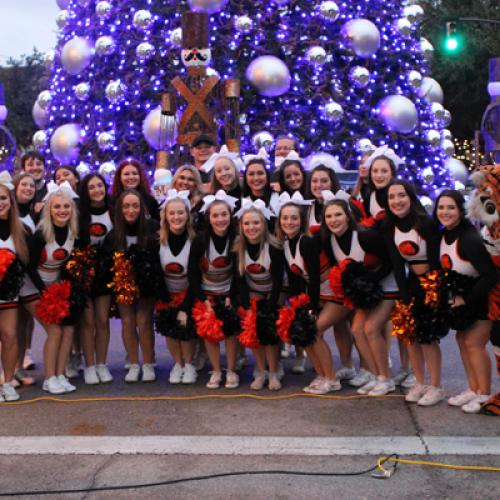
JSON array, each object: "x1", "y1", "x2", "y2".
[{"x1": 0, "y1": 0, "x2": 59, "y2": 63}]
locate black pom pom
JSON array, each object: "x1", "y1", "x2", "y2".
[
  {"x1": 442, "y1": 270, "x2": 477, "y2": 331},
  {"x1": 128, "y1": 245, "x2": 166, "y2": 300},
  {"x1": 341, "y1": 261, "x2": 383, "y2": 310},
  {"x1": 256, "y1": 301, "x2": 279, "y2": 346},
  {"x1": 213, "y1": 299, "x2": 241, "y2": 337},
  {"x1": 0, "y1": 256, "x2": 24, "y2": 301},
  {"x1": 290, "y1": 306, "x2": 317, "y2": 348},
  {"x1": 155, "y1": 308, "x2": 197, "y2": 341},
  {"x1": 62, "y1": 284, "x2": 88, "y2": 326}
]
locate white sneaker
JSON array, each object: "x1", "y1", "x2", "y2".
[
  {"x1": 336, "y1": 366, "x2": 356, "y2": 381},
  {"x1": 84, "y1": 366, "x2": 100, "y2": 385},
  {"x1": 250, "y1": 371, "x2": 267, "y2": 390},
  {"x1": 65, "y1": 361, "x2": 79, "y2": 379},
  {"x1": 124, "y1": 355, "x2": 131, "y2": 370},
  {"x1": 181, "y1": 363, "x2": 197, "y2": 384},
  {"x1": 280, "y1": 344, "x2": 291, "y2": 358},
  {"x1": 169, "y1": 363, "x2": 184, "y2": 384},
  {"x1": 0, "y1": 393, "x2": 4, "y2": 402},
  {"x1": 393, "y1": 368, "x2": 410, "y2": 385},
  {"x1": 418, "y1": 386, "x2": 445, "y2": 407},
  {"x1": 96, "y1": 364, "x2": 113, "y2": 383},
  {"x1": 42, "y1": 376, "x2": 66, "y2": 394},
  {"x1": 448, "y1": 389, "x2": 478, "y2": 407},
  {"x1": 307, "y1": 378, "x2": 342, "y2": 395},
  {"x1": 125, "y1": 364, "x2": 140, "y2": 383},
  {"x1": 268, "y1": 372, "x2": 282, "y2": 391},
  {"x1": 206, "y1": 371, "x2": 222, "y2": 389},
  {"x1": 142, "y1": 363, "x2": 156, "y2": 382},
  {"x1": 349, "y1": 369, "x2": 373, "y2": 387},
  {"x1": 462, "y1": 394, "x2": 490, "y2": 414},
  {"x1": 57, "y1": 375, "x2": 76, "y2": 393},
  {"x1": 368, "y1": 378, "x2": 396, "y2": 396},
  {"x1": 357, "y1": 377, "x2": 378, "y2": 395},
  {"x1": 2, "y1": 383, "x2": 20, "y2": 402},
  {"x1": 225, "y1": 370, "x2": 239, "y2": 389},
  {"x1": 303, "y1": 376, "x2": 324, "y2": 393},
  {"x1": 405, "y1": 384, "x2": 428, "y2": 403},
  {"x1": 292, "y1": 357, "x2": 306, "y2": 374},
  {"x1": 401, "y1": 373, "x2": 416, "y2": 389}
]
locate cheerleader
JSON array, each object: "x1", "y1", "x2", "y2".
[
  {"x1": 385, "y1": 180, "x2": 446, "y2": 406},
  {"x1": 186, "y1": 190, "x2": 240, "y2": 389},
  {"x1": 112, "y1": 159, "x2": 160, "y2": 221},
  {"x1": 234, "y1": 199, "x2": 284, "y2": 390},
  {"x1": 103, "y1": 189, "x2": 161, "y2": 383},
  {"x1": 28, "y1": 182, "x2": 80, "y2": 395},
  {"x1": 0, "y1": 172, "x2": 29, "y2": 402},
  {"x1": 54, "y1": 165, "x2": 80, "y2": 192},
  {"x1": 434, "y1": 190, "x2": 497, "y2": 413},
  {"x1": 205, "y1": 146, "x2": 243, "y2": 201},
  {"x1": 77, "y1": 173, "x2": 114, "y2": 385},
  {"x1": 278, "y1": 152, "x2": 308, "y2": 197},
  {"x1": 156, "y1": 190, "x2": 197, "y2": 385},
  {"x1": 275, "y1": 193, "x2": 340, "y2": 394}
]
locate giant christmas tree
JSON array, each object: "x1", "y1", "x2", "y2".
[{"x1": 35, "y1": 0, "x2": 452, "y2": 192}]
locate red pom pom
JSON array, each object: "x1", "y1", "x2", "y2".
[
  {"x1": 328, "y1": 261, "x2": 354, "y2": 309},
  {"x1": 276, "y1": 293, "x2": 311, "y2": 344},
  {"x1": 0, "y1": 249, "x2": 16, "y2": 283},
  {"x1": 155, "y1": 291, "x2": 186, "y2": 312},
  {"x1": 192, "y1": 300, "x2": 224, "y2": 343},
  {"x1": 36, "y1": 281, "x2": 72, "y2": 325},
  {"x1": 238, "y1": 297, "x2": 260, "y2": 349}
]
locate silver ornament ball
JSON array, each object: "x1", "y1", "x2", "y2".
[
  {"x1": 421, "y1": 166, "x2": 435, "y2": 184},
  {"x1": 419, "y1": 196, "x2": 433, "y2": 212},
  {"x1": 61, "y1": 36, "x2": 93, "y2": 75},
  {"x1": 43, "y1": 50, "x2": 55, "y2": 67},
  {"x1": 136, "y1": 42, "x2": 155, "y2": 61},
  {"x1": 252, "y1": 131, "x2": 274, "y2": 150},
  {"x1": 32, "y1": 101, "x2": 49, "y2": 128},
  {"x1": 431, "y1": 102, "x2": 445, "y2": 120},
  {"x1": 446, "y1": 158, "x2": 468, "y2": 184},
  {"x1": 441, "y1": 129, "x2": 453, "y2": 141},
  {"x1": 105, "y1": 80, "x2": 127, "y2": 103},
  {"x1": 319, "y1": 1, "x2": 340, "y2": 21},
  {"x1": 97, "y1": 131, "x2": 114, "y2": 151},
  {"x1": 96, "y1": 1, "x2": 112, "y2": 19},
  {"x1": 75, "y1": 82, "x2": 90, "y2": 101},
  {"x1": 142, "y1": 107, "x2": 178, "y2": 150},
  {"x1": 133, "y1": 9, "x2": 153, "y2": 30},
  {"x1": 441, "y1": 109, "x2": 452, "y2": 127},
  {"x1": 378, "y1": 95, "x2": 418, "y2": 134},
  {"x1": 33, "y1": 130, "x2": 48, "y2": 149},
  {"x1": 306, "y1": 46, "x2": 327, "y2": 66},
  {"x1": 170, "y1": 28, "x2": 182, "y2": 47},
  {"x1": 95, "y1": 36, "x2": 115, "y2": 56},
  {"x1": 76, "y1": 162, "x2": 91, "y2": 177},
  {"x1": 420, "y1": 38, "x2": 434, "y2": 60},
  {"x1": 37, "y1": 90, "x2": 52, "y2": 110},
  {"x1": 426, "y1": 129, "x2": 441, "y2": 147},
  {"x1": 418, "y1": 77, "x2": 443, "y2": 104},
  {"x1": 323, "y1": 101, "x2": 344, "y2": 121},
  {"x1": 349, "y1": 66, "x2": 370, "y2": 87},
  {"x1": 56, "y1": 10, "x2": 70, "y2": 29},
  {"x1": 441, "y1": 139, "x2": 455, "y2": 156},
  {"x1": 342, "y1": 19, "x2": 380, "y2": 58},
  {"x1": 408, "y1": 70, "x2": 422, "y2": 88},
  {"x1": 246, "y1": 55, "x2": 291, "y2": 97},
  {"x1": 396, "y1": 18, "x2": 412, "y2": 37},
  {"x1": 235, "y1": 15, "x2": 253, "y2": 34},
  {"x1": 356, "y1": 138, "x2": 375, "y2": 154},
  {"x1": 99, "y1": 161, "x2": 116, "y2": 177},
  {"x1": 50, "y1": 124, "x2": 81, "y2": 164}
]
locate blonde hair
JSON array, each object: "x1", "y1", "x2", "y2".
[
  {"x1": 0, "y1": 185, "x2": 29, "y2": 264},
  {"x1": 160, "y1": 198, "x2": 195, "y2": 245},
  {"x1": 210, "y1": 157, "x2": 240, "y2": 194},
  {"x1": 172, "y1": 164, "x2": 205, "y2": 206},
  {"x1": 37, "y1": 192, "x2": 79, "y2": 243},
  {"x1": 233, "y1": 208, "x2": 281, "y2": 276}
]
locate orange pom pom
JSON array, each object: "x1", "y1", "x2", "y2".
[
  {"x1": 238, "y1": 297, "x2": 260, "y2": 349},
  {"x1": 36, "y1": 281, "x2": 72, "y2": 325},
  {"x1": 108, "y1": 252, "x2": 139, "y2": 305},
  {"x1": 0, "y1": 249, "x2": 16, "y2": 282},
  {"x1": 192, "y1": 300, "x2": 224, "y2": 344}
]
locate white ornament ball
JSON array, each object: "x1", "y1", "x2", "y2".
[
  {"x1": 37, "y1": 90, "x2": 52, "y2": 110},
  {"x1": 99, "y1": 161, "x2": 116, "y2": 177},
  {"x1": 421, "y1": 166, "x2": 435, "y2": 184},
  {"x1": 431, "y1": 102, "x2": 445, "y2": 120},
  {"x1": 323, "y1": 101, "x2": 344, "y2": 121},
  {"x1": 356, "y1": 138, "x2": 375, "y2": 154},
  {"x1": 306, "y1": 46, "x2": 327, "y2": 66},
  {"x1": 56, "y1": 10, "x2": 70, "y2": 29},
  {"x1": 454, "y1": 180, "x2": 466, "y2": 193},
  {"x1": 378, "y1": 95, "x2": 418, "y2": 134},
  {"x1": 426, "y1": 129, "x2": 441, "y2": 147},
  {"x1": 32, "y1": 101, "x2": 49, "y2": 128},
  {"x1": 0, "y1": 105, "x2": 8, "y2": 122},
  {"x1": 50, "y1": 124, "x2": 81, "y2": 164},
  {"x1": 396, "y1": 18, "x2": 412, "y2": 37},
  {"x1": 33, "y1": 130, "x2": 48, "y2": 149},
  {"x1": 75, "y1": 82, "x2": 91, "y2": 101},
  {"x1": 142, "y1": 107, "x2": 179, "y2": 150},
  {"x1": 419, "y1": 195, "x2": 433, "y2": 212},
  {"x1": 105, "y1": 80, "x2": 127, "y2": 103},
  {"x1": 96, "y1": 1, "x2": 112, "y2": 19},
  {"x1": 95, "y1": 36, "x2": 115, "y2": 56},
  {"x1": 246, "y1": 56, "x2": 291, "y2": 97},
  {"x1": 97, "y1": 131, "x2": 114, "y2": 151},
  {"x1": 136, "y1": 42, "x2": 155, "y2": 61},
  {"x1": 420, "y1": 38, "x2": 434, "y2": 60},
  {"x1": 133, "y1": 10, "x2": 152, "y2": 30},
  {"x1": 408, "y1": 70, "x2": 422, "y2": 88},
  {"x1": 418, "y1": 77, "x2": 443, "y2": 104},
  {"x1": 404, "y1": 4, "x2": 424, "y2": 23},
  {"x1": 154, "y1": 168, "x2": 172, "y2": 187},
  {"x1": 235, "y1": 15, "x2": 253, "y2": 34},
  {"x1": 441, "y1": 139, "x2": 455, "y2": 156},
  {"x1": 349, "y1": 66, "x2": 370, "y2": 87},
  {"x1": 61, "y1": 36, "x2": 93, "y2": 75},
  {"x1": 188, "y1": 0, "x2": 229, "y2": 15},
  {"x1": 441, "y1": 129, "x2": 453, "y2": 141},
  {"x1": 170, "y1": 28, "x2": 182, "y2": 47},
  {"x1": 342, "y1": 19, "x2": 380, "y2": 58},
  {"x1": 319, "y1": 1, "x2": 340, "y2": 21},
  {"x1": 76, "y1": 162, "x2": 91, "y2": 177},
  {"x1": 441, "y1": 109, "x2": 452, "y2": 127},
  {"x1": 252, "y1": 131, "x2": 275, "y2": 150}
]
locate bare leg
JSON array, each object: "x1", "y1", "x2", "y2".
[
  {"x1": 265, "y1": 345, "x2": 279, "y2": 373},
  {"x1": 350, "y1": 309, "x2": 377, "y2": 374},
  {"x1": 56, "y1": 326, "x2": 74, "y2": 376},
  {"x1": 407, "y1": 343, "x2": 425, "y2": 385},
  {"x1": 118, "y1": 304, "x2": 139, "y2": 365},
  {"x1": 94, "y1": 295, "x2": 111, "y2": 365},
  {"x1": 42, "y1": 323, "x2": 63, "y2": 378},
  {"x1": 253, "y1": 347, "x2": 266, "y2": 372},
  {"x1": 136, "y1": 298, "x2": 155, "y2": 364},
  {"x1": 224, "y1": 336, "x2": 238, "y2": 372},
  {"x1": 462, "y1": 320, "x2": 492, "y2": 395},
  {"x1": 422, "y1": 342, "x2": 442, "y2": 387},
  {"x1": 456, "y1": 331, "x2": 478, "y2": 391},
  {"x1": 80, "y1": 299, "x2": 96, "y2": 367},
  {"x1": 333, "y1": 321, "x2": 353, "y2": 368},
  {"x1": 204, "y1": 341, "x2": 221, "y2": 372},
  {"x1": 180, "y1": 340, "x2": 195, "y2": 364},
  {"x1": 0, "y1": 308, "x2": 18, "y2": 382},
  {"x1": 166, "y1": 338, "x2": 182, "y2": 365}
]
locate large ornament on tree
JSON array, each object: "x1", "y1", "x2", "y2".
[
  {"x1": 32, "y1": 101, "x2": 49, "y2": 128},
  {"x1": 246, "y1": 56, "x2": 291, "y2": 97},
  {"x1": 61, "y1": 36, "x2": 93, "y2": 75},
  {"x1": 418, "y1": 77, "x2": 443, "y2": 104},
  {"x1": 349, "y1": 66, "x2": 370, "y2": 87},
  {"x1": 33, "y1": 130, "x2": 48, "y2": 150},
  {"x1": 378, "y1": 95, "x2": 418, "y2": 134},
  {"x1": 323, "y1": 101, "x2": 344, "y2": 122},
  {"x1": 446, "y1": 158, "x2": 469, "y2": 184},
  {"x1": 136, "y1": 42, "x2": 155, "y2": 61},
  {"x1": 50, "y1": 124, "x2": 81, "y2": 164},
  {"x1": 342, "y1": 19, "x2": 380, "y2": 57},
  {"x1": 36, "y1": 91, "x2": 52, "y2": 110},
  {"x1": 188, "y1": 0, "x2": 229, "y2": 14},
  {"x1": 252, "y1": 131, "x2": 274, "y2": 150},
  {"x1": 142, "y1": 106, "x2": 178, "y2": 150},
  {"x1": 97, "y1": 131, "x2": 115, "y2": 151}
]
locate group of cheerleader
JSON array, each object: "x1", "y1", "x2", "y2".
[{"x1": 0, "y1": 134, "x2": 497, "y2": 416}]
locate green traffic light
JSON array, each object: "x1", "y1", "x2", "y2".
[{"x1": 445, "y1": 36, "x2": 459, "y2": 51}]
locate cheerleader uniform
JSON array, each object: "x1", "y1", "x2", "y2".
[
  {"x1": 0, "y1": 220, "x2": 23, "y2": 309},
  {"x1": 363, "y1": 187, "x2": 388, "y2": 223},
  {"x1": 439, "y1": 222, "x2": 497, "y2": 323}
]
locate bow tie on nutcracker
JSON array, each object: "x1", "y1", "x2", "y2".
[
  {"x1": 160, "y1": 189, "x2": 191, "y2": 210},
  {"x1": 235, "y1": 198, "x2": 273, "y2": 220},
  {"x1": 201, "y1": 189, "x2": 239, "y2": 213},
  {"x1": 43, "y1": 181, "x2": 79, "y2": 201}
]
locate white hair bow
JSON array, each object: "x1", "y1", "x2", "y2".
[
  {"x1": 160, "y1": 189, "x2": 191, "y2": 210},
  {"x1": 235, "y1": 198, "x2": 272, "y2": 220},
  {"x1": 43, "y1": 180, "x2": 79, "y2": 201},
  {"x1": 363, "y1": 145, "x2": 404, "y2": 169},
  {"x1": 277, "y1": 191, "x2": 313, "y2": 211},
  {"x1": 200, "y1": 189, "x2": 239, "y2": 213},
  {"x1": 243, "y1": 147, "x2": 269, "y2": 167},
  {"x1": 275, "y1": 150, "x2": 303, "y2": 169},
  {"x1": 201, "y1": 145, "x2": 244, "y2": 173},
  {"x1": 321, "y1": 190, "x2": 351, "y2": 203},
  {"x1": 0, "y1": 171, "x2": 14, "y2": 191}
]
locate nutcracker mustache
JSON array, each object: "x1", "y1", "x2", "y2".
[{"x1": 184, "y1": 51, "x2": 209, "y2": 62}]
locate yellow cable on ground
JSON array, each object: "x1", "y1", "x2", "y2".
[
  {"x1": 377, "y1": 455, "x2": 500, "y2": 473},
  {"x1": 1, "y1": 392, "x2": 405, "y2": 406}
]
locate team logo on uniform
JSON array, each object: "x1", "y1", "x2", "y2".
[
  {"x1": 290, "y1": 264, "x2": 303, "y2": 276},
  {"x1": 212, "y1": 256, "x2": 230, "y2": 268},
  {"x1": 165, "y1": 262, "x2": 183, "y2": 274},
  {"x1": 441, "y1": 254, "x2": 452, "y2": 270},
  {"x1": 398, "y1": 241, "x2": 419, "y2": 256},
  {"x1": 246, "y1": 263, "x2": 265, "y2": 274},
  {"x1": 53, "y1": 248, "x2": 69, "y2": 261},
  {"x1": 89, "y1": 223, "x2": 107, "y2": 237}
]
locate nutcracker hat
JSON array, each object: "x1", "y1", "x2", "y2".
[{"x1": 182, "y1": 12, "x2": 209, "y2": 49}]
